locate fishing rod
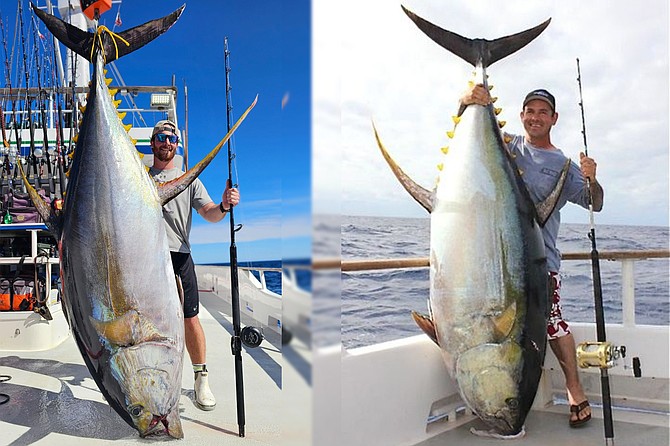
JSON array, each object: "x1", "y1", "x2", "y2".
[
  {"x1": 32, "y1": 16, "x2": 54, "y2": 194},
  {"x1": 17, "y1": 1, "x2": 40, "y2": 190},
  {"x1": 223, "y1": 36, "x2": 264, "y2": 438},
  {"x1": 224, "y1": 35, "x2": 246, "y2": 438},
  {"x1": 576, "y1": 57, "x2": 616, "y2": 446}
]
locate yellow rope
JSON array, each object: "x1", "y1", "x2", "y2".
[{"x1": 90, "y1": 25, "x2": 130, "y2": 63}]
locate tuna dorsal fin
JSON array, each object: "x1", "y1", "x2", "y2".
[
  {"x1": 401, "y1": 5, "x2": 550, "y2": 69},
  {"x1": 32, "y1": 4, "x2": 185, "y2": 64},
  {"x1": 373, "y1": 121, "x2": 433, "y2": 213},
  {"x1": 16, "y1": 160, "x2": 62, "y2": 236},
  {"x1": 411, "y1": 310, "x2": 439, "y2": 345},
  {"x1": 157, "y1": 96, "x2": 257, "y2": 206},
  {"x1": 535, "y1": 158, "x2": 571, "y2": 227}
]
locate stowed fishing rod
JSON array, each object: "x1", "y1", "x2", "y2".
[
  {"x1": 575, "y1": 58, "x2": 624, "y2": 446},
  {"x1": 223, "y1": 36, "x2": 264, "y2": 438},
  {"x1": 31, "y1": 17, "x2": 54, "y2": 193},
  {"x1": 17, "y1": 1, "x2": 40, "y2": 190}
]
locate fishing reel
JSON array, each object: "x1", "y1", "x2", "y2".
[
  {"x1": 241, "y1": 326, "x2": 264, "y2": 348},
  {"x1": 231, "y1": 326, "x2": 264, "y2": 354},
  {"x1": 576, "y1": 341, "x2": 626, "y2": 369}
]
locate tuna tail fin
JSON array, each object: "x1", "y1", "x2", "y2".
[
  {"x1": 535, "y1": 158, "x2": 571, "y2": 227},
  {"x1": 157, "y1": 95, "x2": 258, "y2": 206},
  {"x1": 401, "y1": 5, "x2": 550, "y2": 68},
  {"x1": 373, "y1": 121, "x2": 434, "y2": 213},
  {"x1": 31, "y1": 3, "x2": 185, "y2": 64}
]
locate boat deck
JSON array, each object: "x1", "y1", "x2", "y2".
[
  {"x1": 416, "y1": 405, "x2": 669, "y2": 446},
  {"x1": 0, "y1": 291, "x2": 286, "y2": 445}
]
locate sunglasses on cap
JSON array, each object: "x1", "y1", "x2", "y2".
[{"x1": 154, "y1": 133, "x2": 179, "y2": 144}]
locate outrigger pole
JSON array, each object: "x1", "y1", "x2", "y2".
[
  {"x1": 576, "y1": 58, "x2": 615, "y2": 446},
  {"x1": 224, "y1": 36, "x2": 246, "y2": 438}
]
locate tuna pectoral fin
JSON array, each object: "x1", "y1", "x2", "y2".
[
  {"x1": 16, "y1": 161, "x2": 62, "y2": 236},
  {"x1": 401, "y1": 5, "x2": 550, "y2": 69},
  {"x1": 33, "y1": 4, "x2": 185, "y2": 64},
  {"x1": 491, "y1": 302, "x2": 517, "y2": 342},
  {"x1": 411, "y1": 311, "x2": 439, "y2": 345},
  {"x1": 157, "y1": 96, "x2": 258, "y2": 206},
  {"x1": 90, "y1": 310, "x2": 165, "y2": 347},
  {"x1": 535, "y1": 158, "x2": 571, "y2": 227},
  {"x1": 373, "y1": 121, "x2": 433, "y2": 213}
]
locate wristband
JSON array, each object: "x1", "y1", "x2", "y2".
[{"x1": 219, "y1": 202, "x2": 229, "y2": 213}]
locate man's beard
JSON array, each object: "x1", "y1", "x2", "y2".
[{"x1": 153, "y1": 146, "x2": 175, "y2": 163}]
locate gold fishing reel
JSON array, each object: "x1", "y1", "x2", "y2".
[{"x1": 576, "y1": 342, "x2": 626, "y2": 369}]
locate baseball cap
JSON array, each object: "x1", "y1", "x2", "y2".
[
  {"x1": 152, "y1": 119, "x2": 177, "y2": 137},
  {"x1": 523, "y1": 89, "x2": 555, "y2": 111}
]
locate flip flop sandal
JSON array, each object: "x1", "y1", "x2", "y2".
[{"x1": 569, "y1": 400, "x2": 592, "y2": 427}]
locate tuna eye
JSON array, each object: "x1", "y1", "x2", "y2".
[
  {"x1": 505, "y1": 398, "x2": 519, "y2": 409},
  {"x1": 128, "y1": 404, "x2": 144, "y2": 417}
]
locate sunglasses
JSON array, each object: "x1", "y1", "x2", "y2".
[{"x1": 154, "y1": 133, "x2": 179, "y2": 144}]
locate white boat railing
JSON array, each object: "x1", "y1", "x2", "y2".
[{"x1": 332, "y1": 249, "x2": 669, "y2": 328}]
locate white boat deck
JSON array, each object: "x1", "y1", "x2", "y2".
[
  {"x1": 415, "y1": 407, "x2": 669, "y2": 446},
  {"x1": 0, "y1": 290, "x2": 286, "y2": 445}
]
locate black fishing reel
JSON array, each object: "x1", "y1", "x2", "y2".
[{"x1": 240, "y1": 326, "x2": 264, "y2": 348}]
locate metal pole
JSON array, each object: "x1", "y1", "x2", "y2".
[{"x1": 577, "y1": 57, "x2": 615, "y2": 445}]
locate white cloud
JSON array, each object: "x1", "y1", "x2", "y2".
[{"x1": 315, "y1": 0, "x2": 669, "y2": 226}]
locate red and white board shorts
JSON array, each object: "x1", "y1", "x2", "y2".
[{"x1": 547, "y1": 271, "x2": 571, "y2": 340}]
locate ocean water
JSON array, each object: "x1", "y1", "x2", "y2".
[{"x1": 342, "y1": 216, "x2": 669, "y2": 349}]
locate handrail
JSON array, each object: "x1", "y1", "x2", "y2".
[{"x1": 313, "y1": 249, "x2": 670, "y2": 271}]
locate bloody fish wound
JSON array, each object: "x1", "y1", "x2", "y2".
[
  {"x1": 26, "y1": 4, "x2": 256, "y2": 438},
  {"x1": 374, "y1": 6, "x2": 570, "y2": 436}
]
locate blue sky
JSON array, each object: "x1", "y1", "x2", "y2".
[{"x1": 4, "y1": 1, "x2": 311, "y2": 263}]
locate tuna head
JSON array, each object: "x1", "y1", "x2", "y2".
[
  {"x1": 456, "y1": 341, "x2": 525, "y2": 435},
  {"x1": 111, "y1": 343, "x2": 184, "y2": 438}
]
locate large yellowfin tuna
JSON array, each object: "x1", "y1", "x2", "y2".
[
  {"x1": 374, "y1": 6, "x2": 569, "y2": 436},
  {"x1": 29, "y1": 4, "x2": 255, "y2": 438}
]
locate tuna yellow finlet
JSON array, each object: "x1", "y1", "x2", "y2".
[
  {"x1": 437, "y1": 163, "x2": 444, "y2": 171},
  {"x1": 494, "y1": 107, "x2": 502, "y2": 115},
  {"x1": 441, "y1": 147, "x2": 449, "y2": 154},
  {"x1": 123, "y1": 123, "x2": 132, "y2": 132},
  {"x1": 452, "y1": 115, "x2": 461, "y2": 125},
  {"x1": 498, "y1": 120, "x2": 506, "y2": 128},
  {"x1": 113, "y1": 99, "x2": 122, "y2": 108},
  {"x1": 447, "y1": 130, "x2": 455, "y2": 139},
  {"x1": 504, "y1": 135, "x2": 513, "y2": 144}
]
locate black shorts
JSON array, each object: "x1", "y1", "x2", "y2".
[{"x1": 170, "y1": 251, "x2": 199, "y2": 318}]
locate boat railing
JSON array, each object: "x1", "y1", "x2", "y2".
[
  {"x1": 238, "y1": 266, "x2": 282, "y2": 292},
  {"x1": 315, "y1": 249, "x2": 670, "y2": 328}
]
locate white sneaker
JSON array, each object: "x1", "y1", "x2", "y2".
[{"x1": 194, "y1": 370, "x2": 216, "y2": 411}]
